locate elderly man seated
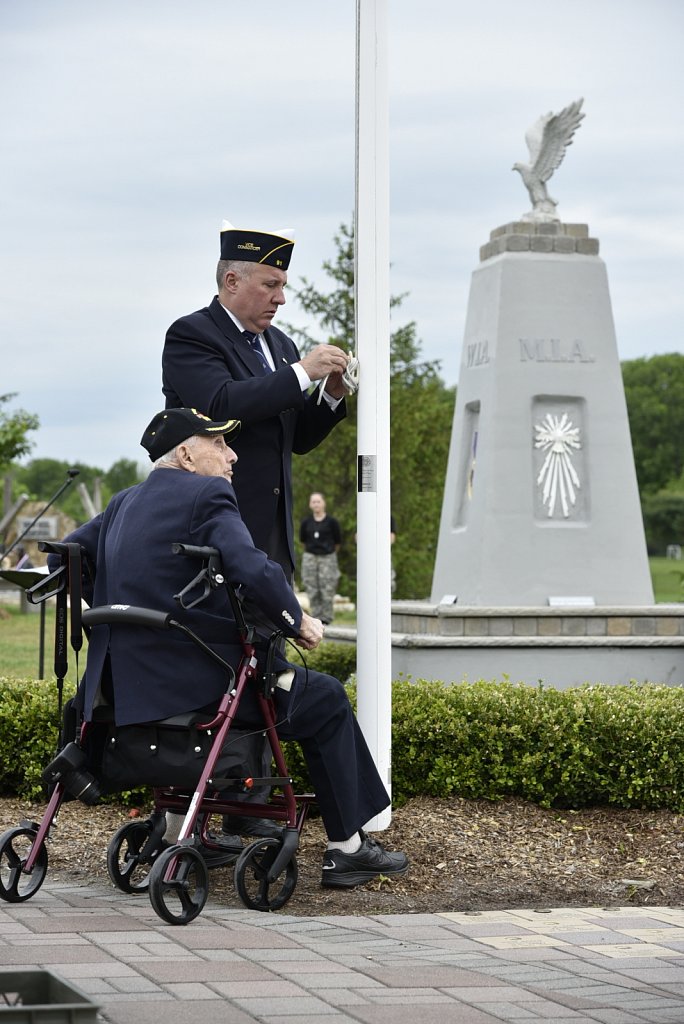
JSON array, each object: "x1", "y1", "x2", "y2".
[{"x1": 54, "y1": 408, "x2": 408, "y2": 890}]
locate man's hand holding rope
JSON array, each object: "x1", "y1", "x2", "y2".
[{"x1": 298, "y1": 343, "x2": 359, "y2": 404}]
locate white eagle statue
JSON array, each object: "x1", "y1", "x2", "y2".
[{"x1": 513, "y1": 98, "x2": 585, "y2": 222}]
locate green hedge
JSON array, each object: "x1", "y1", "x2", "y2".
[
  {"x1": 287, "y1": 640, "x2": 356, "y2": 682},
  {"x1": 3, "y1": 672, "x2": 684, "y2": 813},
  {"x1": 391, "y1": 678, "x2": 684, "y2": 811},
  {"x1": 0, "y1": 676, "x2": 65, "y2": 800}
]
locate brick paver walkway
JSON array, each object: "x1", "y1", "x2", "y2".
[{"x1": 3, "y1": 881, "x2": 684, "y2": 1022}]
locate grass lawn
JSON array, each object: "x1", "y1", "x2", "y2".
[
  {"x1": 0, "y1": 557, "x2": 681, "y2": 681},
  {"x1": 0, "y1": 605, "x2": 69, "y2": 681},
  {"x1": 649, "y1": 556, "x2": 684, "y2": 603}
]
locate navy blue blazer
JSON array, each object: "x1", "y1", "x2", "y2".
[
  {"x1": 58, "y1": 468, "x2": 303, "y2": 727},
  {"x1": 162, "y1": 297, "x2": 346, "y2": 567}
]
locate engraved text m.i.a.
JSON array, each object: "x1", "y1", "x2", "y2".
[{"x1": 519, "y1": 338, "x2": 594, "y2": 363}]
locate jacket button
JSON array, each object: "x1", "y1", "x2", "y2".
[{"x1": 273, "y1": 487, "x2": 280, "y2": 495}]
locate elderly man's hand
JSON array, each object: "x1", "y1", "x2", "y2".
[{"x1": 296, "y1": 612, "x2": 325, "y2": 650}]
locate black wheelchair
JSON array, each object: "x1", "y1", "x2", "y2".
[{"x1": 0, "y1": 541, "x2": 316, "y2": 925}]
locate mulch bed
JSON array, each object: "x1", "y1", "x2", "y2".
[{"x1": 2, "y1": 795, "x2": 684, "y2": 916}]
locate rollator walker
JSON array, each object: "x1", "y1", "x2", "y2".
[{"x1": 0, "y1": 540, "x2": 316, "y2": 925}]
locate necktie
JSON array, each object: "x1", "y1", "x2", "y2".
[{"x1": 243, "y1": 330, "x2": 272, "y2": 375}]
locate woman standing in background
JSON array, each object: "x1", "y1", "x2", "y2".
[{"x1": 299, "y1": 492, "x2": 341, "y2": 624}]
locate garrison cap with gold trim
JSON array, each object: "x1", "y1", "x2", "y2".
[
  {"x1": 141, "y1": 408, "x2": 241, "y2": 461},
  {"x1": 220, "y1": 219, "x2": 295, "y2": 270}
]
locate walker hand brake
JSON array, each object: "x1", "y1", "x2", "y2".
[{"x1": 172, "y1": 544, "x2": 223, "y2": 609}]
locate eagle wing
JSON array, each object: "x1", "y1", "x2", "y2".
[{"x1": 526, "y1": 98, "x2": 584, "y2": 184}]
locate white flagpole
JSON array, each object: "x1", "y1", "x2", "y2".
[{"x1": 355, "y1": 0, "x2": 392, "y2": 830}]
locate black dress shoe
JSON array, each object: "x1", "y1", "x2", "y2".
[
  {"x1": 222, "y1": 814, "x2": 283, "y2": 839},
  {"x1": 199, "y1": 831, "x2": 243, "y2": 868},
  {"x1": 321, "y1": 831, "x2": 409, "y2": 889}
]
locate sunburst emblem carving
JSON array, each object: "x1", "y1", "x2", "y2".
[{"x1": 534, "y1": 412, "x2": 581, "y2": 517}]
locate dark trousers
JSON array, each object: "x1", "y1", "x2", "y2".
[
  {"x1": 236, "y1": 508, "x2": 294, "y2": 803},
  {"x1": 270, "y1": 669, "x2": 390, "y2": 842}
]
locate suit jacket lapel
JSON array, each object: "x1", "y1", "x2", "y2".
[
  {"x1": 263, "y1": 328, "x2": 291, "y2": 371},
  {"x1": 208, "y1": 296, "x2": 294, "y2": 376},
  {"x1": 208, "y1": 296, "x2": 262, "y2": 377}
]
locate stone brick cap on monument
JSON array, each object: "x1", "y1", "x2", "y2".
[{"x1": 480, "y1": 222, "x2": 600, "y2": 262}]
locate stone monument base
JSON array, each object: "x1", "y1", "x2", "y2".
[{"x1": 326, "y1": 602, "x2": 684, "y2": 689}]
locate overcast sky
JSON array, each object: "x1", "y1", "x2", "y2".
[{"x1": 2, "y1": 0, "x2": 682, "y2": 471}]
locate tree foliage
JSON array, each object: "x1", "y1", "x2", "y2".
[
  {"x1": 285, "y1": 222, "x2": 456, "y2": 599},
  {"x1": 641, "y1": 490, "x2": 684, "y2": 555},
  {"x1": 622, "y1": 353, "x2": 684, "y2": 495},
  {"x1": 10, "y1": 457, "x2": 145, "y2": 524},
  {"x1": 105, "y1": 458, "x2": 146, "y2": 496},
  {"x1": 0, "y1": 394, "x2": 39, "y2": 469},
  {"x1": 621, "y1": 353, "x2": 684, "y2": 553}
]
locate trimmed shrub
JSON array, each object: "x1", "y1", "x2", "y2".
[
  {"x1": 391, "y1": 678, "x2": 684, "y2": 811},
  {"x1": 0, "y1": 676, "x2": 63, "y2": 800},
  {"x1": 288, "y1": 640, "x2": 356, "y2": 683},
  {"x1": 3, "y1": 674, "x2": 684, "y2": 814}
]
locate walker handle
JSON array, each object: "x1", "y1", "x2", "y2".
[{"x1": 82, "y1": 605, "x2": 172, "y2": 629}]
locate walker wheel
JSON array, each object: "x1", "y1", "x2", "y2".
[
  {"x1": 234, "y1": 838, "x2": 298, "y2": 912},
  {"x1": 107, "y1": 819, "x2": 163, "y2": 894},
  {"x1": 0, "y1": 826, "x2": 48, "y2": 902},
  {"x1": 148, "y1": 845, "x2": 209, "y2": 925}
]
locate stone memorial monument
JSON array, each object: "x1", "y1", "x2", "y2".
[
  {"x1": 431, "y1": 98, "x2": 654, "y2": 607},
  {"x1": 371, "y1": 100, "x2": 682, "y2": 688}
]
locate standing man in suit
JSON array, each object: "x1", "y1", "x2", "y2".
[
  {"x1": 162, "y1": 222, "x2": 350, "y2": 582},
  {"x1": 162, "y1": 223, "x2": 352, "y2": 836}
]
